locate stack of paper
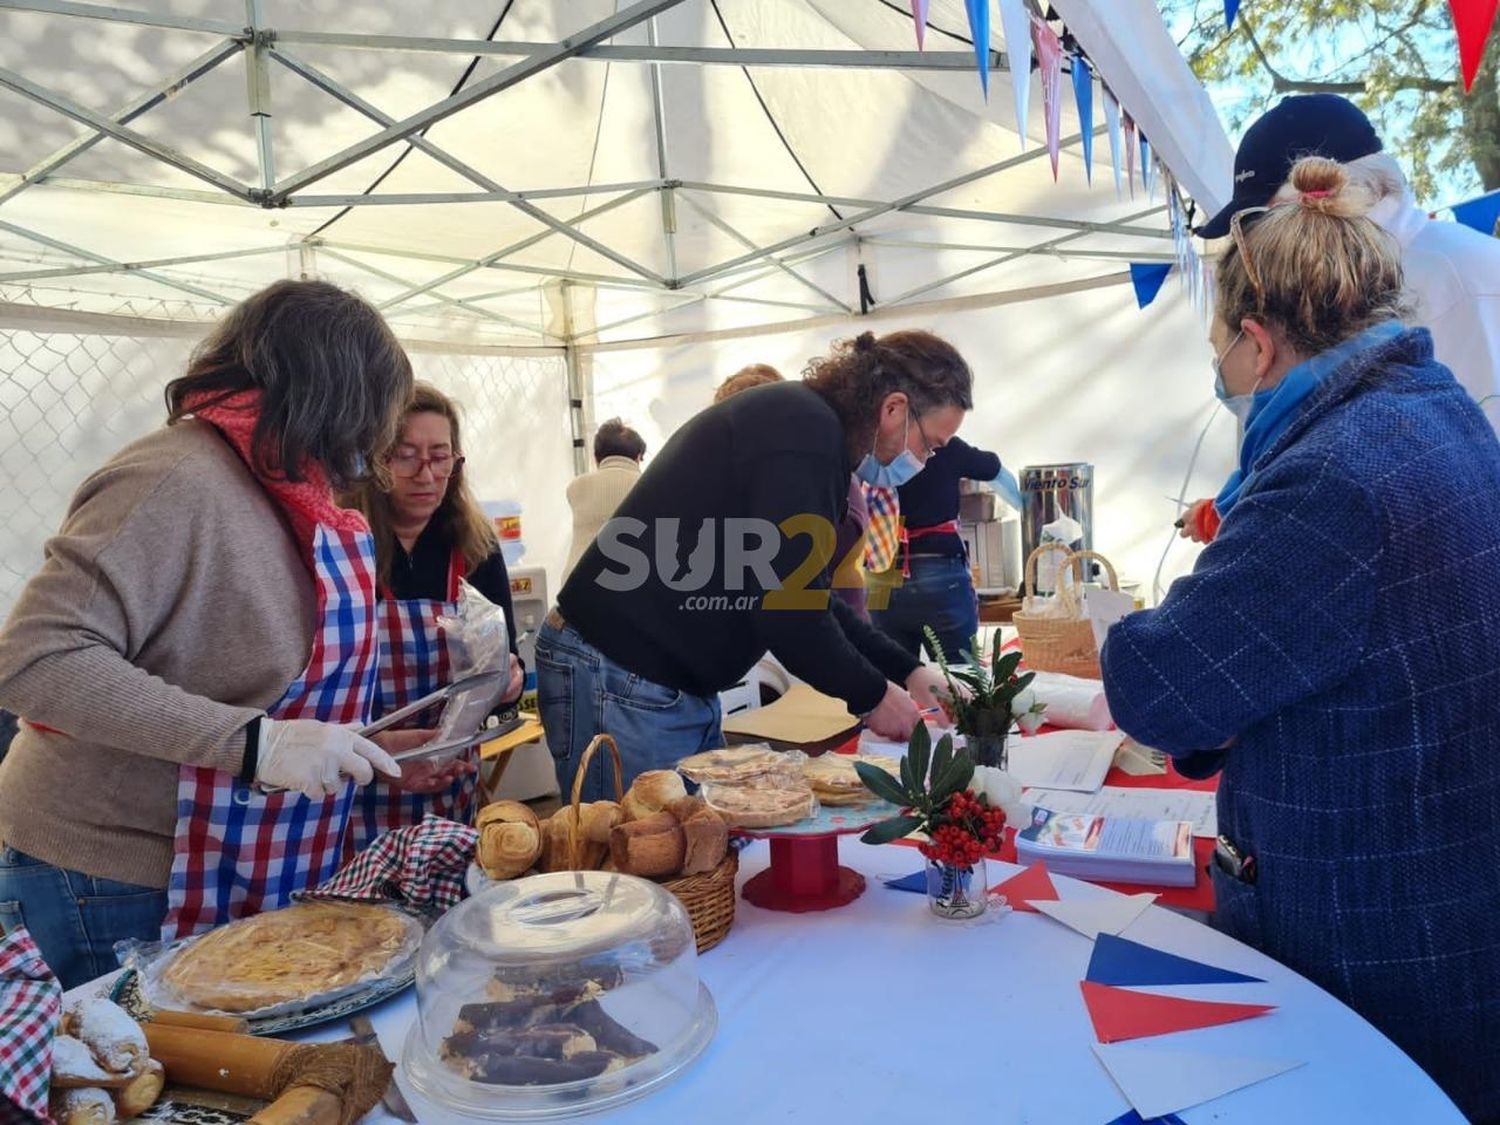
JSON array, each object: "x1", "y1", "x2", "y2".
[
  {"x1": 1007, "y1": 729, "x2": 1122, "y2": 792},
  {"x1": 1016, "y1": 806, "x2": 1196, "y2": 886}
]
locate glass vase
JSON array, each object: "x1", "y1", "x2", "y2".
[{"x1": 925, "y1": 857, "x2": 987, "y2": 919}]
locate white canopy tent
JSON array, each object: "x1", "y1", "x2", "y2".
[{"x1": 0, "y1": 0, "x2": 1237, "y2": 612}]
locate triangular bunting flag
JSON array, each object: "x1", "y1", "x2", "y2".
[
  {"x1": 1130, "y1": 262, "x2": 1173, "y2": 309},
  {"x1": 1081, "y1": 981, "x2": 1274, "y2": 1043},
  {"x1": 1140, "y1": 135, "x2": 1154, "y2": 196},
  {"x1": 910, "y1": 0, "x2": 931, "y2": 50},
  {"x1": 998, "y1": 0, "x2": 1032, "y2": 146},
  {"x1": 1087, "y1": 934, "x2": 1266, "y2": 987},
  {"x1": 1224, "y1": 0, "x2": 1242, "y2": 31},
  {"x1": 1071, "y1": 53, "x2": 1095, "y2": 184},
  {"x1": 1124, "y1": 112, "x2": 1138, "y2": 199},
  {"x1": 1107, "y1": 1112, "x2": 1188, "y2": 1125},
  {"x1": 1092, "y1": 1044, "x2": 1305, "y2": 1119},
  {"x1": 1103, "y1": 89, "x2": 1124, "y2": 197},
  {"x1": 991, "y1": 862, "x2": 1060, "y2": 911},
  {"x1": 1032, "y1": 893, "x2": 1156, "y2": 940},
  {"x1": 1032, "y1": 14, "x2": 1065, "y2": 180},
  {"x1": 964, "y1": 0, "x2": 992, "y2": 98},
  {"x1": 1453, "y1": 189, "x2": 1500, "y2": 236},
  {"x1": 1449, "y1": 0, "x2": 1500, "y2": 93}
]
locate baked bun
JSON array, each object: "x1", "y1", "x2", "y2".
[
  {"x1": 112, "y1": 1060, "x2": 164, "y2": 1120},
  {"x1": 609, "y1": 811, "x2": 686, "y2": 878},
  {"x1": 61, "y1": 1000, "x2": 147, "y2": 1076},
  {"x1": 477, "y1": 801, "x2": 543, "y2": 880},
  {"x1": 50, "y1": 1087, "x2": 116, "y2": 1125},
  {"x1": 621, "y1": 771, "x2": 687, "y2": 822},
  {"x1": 665, "y1": 797, "x2": 729, "y2": 875}
]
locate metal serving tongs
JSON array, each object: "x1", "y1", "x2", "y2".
[{"x1": 256, "y1": 668, "x2": 507, "y2": 792}]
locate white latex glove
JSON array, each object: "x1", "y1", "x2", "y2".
[
  {"x1": 864, "y1": 681, "x2": 921, "y2": 742},
  {"x1": 993, "y1": 466, "x2": 1023, "y2": 512},
  {"x1": 255, "y1": 718, "x2": 401, "y2": 800}
]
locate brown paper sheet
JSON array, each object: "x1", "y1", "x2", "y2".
[{"x1": 720, "y1": 683, "x2": 859, "y2": 747}]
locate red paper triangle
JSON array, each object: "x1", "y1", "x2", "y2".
[
  {"x1": 991, "y1": 862, "x2": 1059, "y2": 911},
  {"x1": 1451, "y1": 0, "x2": 1500, "y2": 92},
  {"x1": 1080, "y1": 981, "x2": 1275, "y2": 1043}
]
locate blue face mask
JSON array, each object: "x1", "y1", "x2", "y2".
[
  {"x1": 855, "y1": 407, "x2": 925, "y2": 488},
  {"x1": 1212, "y1": 331, "x2": 1261, "y2": 425}
]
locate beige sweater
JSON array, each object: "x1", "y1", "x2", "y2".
[
  {"x1": 0, "y1": 420, "x2": 316, "y2": 888},
  {"x1": 563, "y1": 456, "x2": 642, "y2": 579}
]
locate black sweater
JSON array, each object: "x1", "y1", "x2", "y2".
[
  {"x1": 386, "y1": 520, "x2": 519, "y2": 659},
  {"x1": 558, "y1": 382, "x2": 919, "y2": 713},
  {"x1": 896, "y1": 435, "x2": 1002, "y2": 558}
]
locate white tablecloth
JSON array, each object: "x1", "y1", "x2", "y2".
[{"x1": 265, "y1": 838, "x2": 1459, "y2": 1124}]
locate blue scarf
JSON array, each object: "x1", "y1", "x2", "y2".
[{"x1": 1215, "y1": 321, "x2": 1404, "y2": 516}]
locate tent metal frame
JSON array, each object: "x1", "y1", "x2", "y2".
[{"x1": 0, "y1": 0, "x2": 1182, "y2": 343}]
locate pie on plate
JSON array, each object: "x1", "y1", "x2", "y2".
[{"x1": 160, "y1": 901, "x2": 416, "y2": 1013}]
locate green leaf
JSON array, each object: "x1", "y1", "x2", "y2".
[
  {"x1": 932, "y1": 752, "x2": 975, "y2": 802},
  {"x1": 898, "y1": 750, "x2": 917, "y2": 801},
  {"x1": 996, "y1": 651, "x2": 1024, "y2": 680},
  {"x1": 908, "y1": 720, "x2": 932, "y2": 789},
  {"x1": 855, "y1": 760, "x2": 913, "y2": 807},
  {"x1": 860, "y1": 814, "x2": 924, "y2": 846},
  {"x1": 992, "y1": 628, "x2": 1004, "y2": 675},
  {"x1": 1013, "y1": 671, "x2": 1036, "y2": 694},
  {"x1": 930, "y1": 733, "x2": 953, "y2": 793}
]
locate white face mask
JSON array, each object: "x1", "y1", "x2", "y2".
[
  {"x1": 1212, "y1": 330, "x2": 1258, "y2": 425},
  {"x1": 854, "y1": 406, "x2": 925, "y2": 488}
]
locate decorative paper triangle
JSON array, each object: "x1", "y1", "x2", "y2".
[
  {"x1": 1130, "y1": 262, "x2": 1173, "y2": 309},
  {"x1": 1071, "y1": 53, "x2": 1094, "y2": 184},
  {"x1": 1224, "y1": 0, "x2": 1242, "y2": 31},
  {"x1": 1140, "y1": 135, "x2": 1154, "y2": 196},
  {"x1": 1031, "y1": 893, "x2": 1156, "y2": 939},
  {"x1": 1124, "y1": 112, "x2": 1138, "y2": 199},
  {"x1": 1103, "y1": 90, "x2": 1123, "y2": 197},
  {"x1": 1453, "y1": 189, "x2": 1500, "y2": 236},
  {"x1": 1106, "y1": 1111, "x2": 1187, "y2": 1125},
  {"x1": 1081, "y1": 981, "x2": 1275, "y2": 1043},
  {"x1": 964, "y1": 0, "x2": 992, "y2": 97},
  {"x1": 1087, "y1": 934, "x2": 1265, "y2": 988},
  {"x1": 1449, "y1": 0, "x2": 1500, "y2": 92},
  {"x1": 910, "y1": 0, "x2": 931, "y2": 50},
  {"x1": 1093, "y1": 1044, "x2": 1304, "y2": 1119},
  {"x1": 998, "y1": 0, "x2": 1032, "y2": 146},
  {"x1": 991, "y1": 862, "x2": 1060, "y2": 911},
  {"x1": 1031, "y1": 14, "x2": 1065, "y2": 180}
]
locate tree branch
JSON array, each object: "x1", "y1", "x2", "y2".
[{"x1": 1241, "y1": 14, "x2": 1450, "y2": 96}]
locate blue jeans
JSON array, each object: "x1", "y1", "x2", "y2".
[
  {"x1": 0, "y1": 846, "x2": 166, "y2": 989},
  {"x1": 536, "y1": 620, "x2": 723, "y2": 803},
  {"x1": 870, "y1": 554, "x2": 979, "y2": 662}
]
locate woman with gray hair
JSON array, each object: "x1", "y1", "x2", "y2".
[{"x1": 0, "y1": 279, "x2": 416, "y2": 986}]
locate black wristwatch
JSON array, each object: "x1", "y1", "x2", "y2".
[{"x1": 238, "y1": 716, "x2": 263, "y2": 782}]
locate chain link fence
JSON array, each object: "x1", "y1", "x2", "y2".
[{"x1": 0, "y1": 318, "x2": 571, "y2": 619}]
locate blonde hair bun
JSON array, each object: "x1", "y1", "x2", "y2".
[{"x1": 1284, "y1": 155, "x2": 1375, "y2": 220}]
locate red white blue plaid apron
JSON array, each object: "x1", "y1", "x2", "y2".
[
  {"x1": 347, "y1": 548, "x2": 479, "y2": 852},
  {"x1": 163, "y1": 524, "x2": 379, "y2": 940}
]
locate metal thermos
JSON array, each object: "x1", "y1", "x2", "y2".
[{"x1": 1020, "y1": 463, "x2": 1094, "y2": 594}]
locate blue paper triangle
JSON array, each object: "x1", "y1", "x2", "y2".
[
  {"x1": 1129, "y1": 262, "x2": 1173, "y2": 309},
  {"x1": 884, "y1": 870, "x2": 926, "y2": 893},
  {"x1": 1224, "y1": 0, "x2": 1241, "y2": 31},
  {"x1": 1107, "y1": 1110, "x2": 1188, "y2": 1125},
  {"x1": 1453, "y1": 191, "x2": 1500, "y2": 237},
  {"x1": 965, "y1": 0, "x2": 991, "y2": 98},
  {"x1": 1072, "y1": 54, "x2": 1094, "y2": 185},
  {"x1": 1087, "y1": 933, "x2": 1266, "y2": 987}
]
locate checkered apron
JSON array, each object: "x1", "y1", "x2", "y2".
[
  {"x1": 347, "y1": 548, "x2": 479, "y2": 853},
  {"x1": 0, "y1": 929, "x2": 60, "y2": 1124},
  {"x1": 162, "y1": 525, "x2": 380, "y2": 940},
  {"x1": 862, "y1": 483, "x2": 902, "y2": 574}
]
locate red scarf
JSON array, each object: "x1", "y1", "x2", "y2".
[{"x1": 186, "y1": 390, "x2": 369, "y2": 559}]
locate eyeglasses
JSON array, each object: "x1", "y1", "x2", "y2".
[
  {"x1": 1228, "y1": 206, "x2": 1271, "y2": 304},
  {"x1": 385, "y1": 450, "x2": 465, "y2": 479},
  {"x1": 912, "y1": 412, "x2": 938, "y2": 460}
]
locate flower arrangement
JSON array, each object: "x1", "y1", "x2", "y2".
[{"x1": 923, "y1": 626, "x2": 1044, "y2": 768}]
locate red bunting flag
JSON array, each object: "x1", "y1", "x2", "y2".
[
  {"x1": 1449, "y1": 0, "x2": 1499, "y2": 92},
  {"x1": 1031, "y1": 13, "x2": 1064, "y2": 180}
]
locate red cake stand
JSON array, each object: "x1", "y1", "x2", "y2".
[{"x1": 736, "y1": 800, "x2": 903, "y2": 913}]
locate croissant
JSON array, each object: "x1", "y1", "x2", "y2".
[{"x1": 476, "y1": 801, "x2": 543, "y2": 880}]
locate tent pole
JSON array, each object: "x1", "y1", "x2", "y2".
[
  {"x1": 0, "y1": 0, "x2": 241, "y2": 35},
  {"x1": 270, "y1": 0, "x2": 692, "y2": 200},
  {"x1": 244, "y1": 0, "x2": 274, "y2": 195},
  {"x1": 645, "y1": 18, "x2": 678, "y2": 282},
  {"x1": 283, "y1": 182, "x2": 664, "y2": 207},
  {"x1": 0, "y1": 218, "x2": 236, "y2": 305},
  {"x1": 267, "y1": 48, "x2": 665, "y2": 284},
  {"x1": 0, "y1": 245, "x2": 288, "y2": 284},
  {"x1": 563, "y1": 283, "x2": 590, "y2": 476}
]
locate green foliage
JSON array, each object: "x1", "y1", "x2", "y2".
[
  {"x1": 1158, "y1": 0, "x2": 1500, "y2": 200},
  {"x1": 856, "y1": 726, "x2": 976, "y2": 846},
  {"x1": 923, "y1": 626, "x2": 1039, "y2": 740}
]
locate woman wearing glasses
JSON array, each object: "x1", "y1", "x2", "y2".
[
  {"x1": 1100, "y1": 158, "x2": 1500, "y2": 1122},
  {"x1": 346, "y1": 382, "x2": 523, "y2": 848}
]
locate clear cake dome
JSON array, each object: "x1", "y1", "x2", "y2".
[{"x1": 402, "y1": 870, "x2": 716, "y2": 1119}]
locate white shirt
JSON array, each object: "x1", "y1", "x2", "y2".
[
  {"x1": 563, "y1": 455, "x2": 642, "y2": 580},
  {"x1": 1370, "y1": 193, "x2": 1500, "y2": 430}
]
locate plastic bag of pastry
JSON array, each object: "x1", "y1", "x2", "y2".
[
  {"x1": 698, "y1": 780, "x2": 817, "y2": 829},
  {"x1": 674, "y1": 744, "x2": 806, "y2": 787},
  {"x1": 801, "y1": 753, "x2": 901, "y2": 807},
  {"x1": 139, "y1": 900, "x2": 425, "y2": 1018},
  {"x1": 432, "y1": 580, "x2": 512, "y2": 747}
]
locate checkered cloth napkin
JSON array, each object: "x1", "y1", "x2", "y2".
[
  {"x1": 305, "y1": 815, "x2": 478, "y2": 913},
  {"x1": 0, "y1": 928, "x2": 60, "y2": 1125}
]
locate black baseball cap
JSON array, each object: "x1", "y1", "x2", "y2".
[{"x1": 1196, "y1": 94, "x2": 1383, "y2": 239}]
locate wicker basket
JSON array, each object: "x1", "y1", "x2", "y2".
[
  {"x1": 570, "y1": 734, "x2": 738, "y2": 955},
  {"x1": 1012, "y1": 545, "x2": 1121, "y2": 680}
]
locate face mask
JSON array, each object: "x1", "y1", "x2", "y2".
[
  {"x1": 855, "y1": 406, "x2": 925, "y2": 488},
  {"x1": 1212, "y1": 331, "x2": 1257, "y2": 425}
]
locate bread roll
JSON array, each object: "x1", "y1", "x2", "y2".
[
  {"x1": 578, "y1": 801, "x2": 622, "y2": 869},
  {"x1": 476, "y1": 801, "x2": 542, "y2": 880},
  {"x1": 50, "y1": 1087, "x2": 116, "y2": 1125},
  {"x1": 51, "y1": 1035, "x2": 123, "y2": 1089},
  {"x1": 674, "y1": 806, "x2": 729, "y2": 876},
  {"x1": 112, "y1": 1060, "x2": 164, "y2": 1120},
  {"x1": 621, "y1": 771, "x2": 687, "y2": 822},
  {"x1": 609, "y1": 811, "x2": 686, "y2": 878},
  {"x1": 63, "y1": 1000, "x2": 147, "y2": 1076},
  {"x1": 538, "y1": 807, "x2": 580, "y2": 873}
]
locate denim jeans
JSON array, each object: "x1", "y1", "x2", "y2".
[
  {"x1": 0, "y1": 846, "x2": 167, "y2": 989},
  {"x1": 536, "y1": 619, "x2": 723, "y2": 803},
  {"x1": 870, "y1": 554, "x2": 980, "y2": 662}
]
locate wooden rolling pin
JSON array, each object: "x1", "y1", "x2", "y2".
[
  {"x1": 149, "y1": 1008, "x2": 251, "y2": 1035},
  {"x1": 142, "y1": 1023, "x2": 294, "y2": 1099}
]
